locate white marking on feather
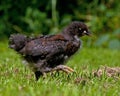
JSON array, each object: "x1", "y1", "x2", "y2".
[
  {"x1": 79, "y1": 28, "x2": 81, "y2": 30},
  {"x1": 74, "y1": 35, "x2": 80, "y2": 42},
  {"x1": 22, "y1": 60, "x2": 28, "y2": 65},
  {"x1": 79, "y1": 39, "x2": 82, "y2": 49},
  {"x1": 64, "y1": 55, "x2": 68, "y2": 60}
]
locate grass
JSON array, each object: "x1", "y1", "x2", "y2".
[{"x1": 0, "y1": 42, "x2": 120, "y2": 96}]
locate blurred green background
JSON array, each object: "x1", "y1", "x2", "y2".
[{"x1": 0, "y1": 0, "x2": 120, "y2": 49}]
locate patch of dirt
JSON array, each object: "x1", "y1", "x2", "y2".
[
  {"x1": 74, "y1": 77, "x2": 88, "y2": 85},
  {"x1": 25, "y1": 74, "x2": 33, "y2": 79},
  {"x1": 13, "y1": 68, "x2": 19, "y2": 74},
  {"x1": 93, "y1": 66, "x2": 120, "y2": 77},
  {"x1": 74, "y1": 66, "x2": 120, "y2": 84}
]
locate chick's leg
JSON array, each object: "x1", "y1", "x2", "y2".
[
  {"x1": 52, "y1": 65, "x2": 74, "y2": 74},
  {"x1": 34, "y1": 71, "x2": 43, "y2": 81}
]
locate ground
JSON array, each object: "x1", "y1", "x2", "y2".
[{"x1": 0, "y1": 42, "x2": 120, "y2": 96}]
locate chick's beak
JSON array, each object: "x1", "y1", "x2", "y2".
[{"x1": 83, "y1": 30, "x2": 91, "y2": 36}]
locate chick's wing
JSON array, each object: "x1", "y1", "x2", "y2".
[{"x1": 20, "y1": 35, "x2": 68, "y2": 58}]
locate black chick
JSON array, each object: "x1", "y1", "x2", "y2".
[{"x1": 9, "y1": 21, "x2": 91, "y2": 80}]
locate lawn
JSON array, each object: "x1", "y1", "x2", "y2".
[{"x1": 0, "y1": 42, "x2": 120, "y2": 96}]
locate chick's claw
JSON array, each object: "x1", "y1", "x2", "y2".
[{"x1": 52, "y1": 65, "x2": 74, "y2": 74}]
